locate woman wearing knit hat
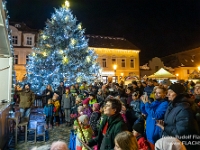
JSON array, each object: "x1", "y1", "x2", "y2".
[
  {"x1": 156, "y1": 83, "x2": 200, "y2": 150},
  {"x1": 82, "y1": 98, "x2": 92, "y2": 118}
]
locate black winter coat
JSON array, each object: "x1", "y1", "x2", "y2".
[
  {"x1": 88, "y1": 113, "x2": 127, "y2": 150},
  {"x1": 163, "y1": 94, "x2": 199, "y2": 149},
  {"x1": 89, "y1": 111, "x2": 101, "y2": 136}
]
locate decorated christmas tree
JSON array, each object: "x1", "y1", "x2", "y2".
[{"x1": 25, "y1": 1, "x2": 100, "y2": 94}]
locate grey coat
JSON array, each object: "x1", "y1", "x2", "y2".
[{"x1": 61, "y1": 94, "x2": 73, "y2": 109}]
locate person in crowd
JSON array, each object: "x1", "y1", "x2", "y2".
[
  {"x1": 114, "y1": 131, "x2": 138, "y2": 150},
  {"x1": 52, "y1": 92, "x2": 61, "y2": 126},
  {"x1": 101, "y1": 84, "x2": 110, "y2": 99},
  {"x1": 88, "y1": 93, "x2": 97, "y2": 107},
  {"x1": 44, "y1": 99, "x2": 54, "y2": 129},
  {"x1": 42, "y1": 84, "x2": 54, "y2": 107},
  {"x1": 82, "y1": 98, "x2": 93, "y2": 118},
  {"x1": 120, "y1": 103, "x2": 127, "y2": 123},
  {"x1": 161, "y1": 79, "x2": 172, "y2": 89},
  {"x1": 57, "y1": 81, "x2": 66, "y2": 100},
  {"x1": 194, "y1": 81, "x2": 200, "y2": 104},
  {"x1": 137, "y1": 81, "x2": 145, "y2": 97},
  {"x1": 51, "y1": 141, "x2": 68, "y2": 150},
  {"x1": 74, "y1": 83, "x2": 80, "y2": 95},
  {"x1": 130, "y1": 91, "x2": 142, "y2": 124},
  {"x1": 141, "y1": 86, "x2": 169, "y2": 150},
  {"x1": 17, "y1": 83, "x2": 35, "y2": 122},
  {"x1": 142, "y1": 81, "x2": 147, "y2": 88},
  {"x1": 96, "y1": 89, "x2": 104, "y2": 105},
  {"x1": 87, "y1": 97, "x2": 127, "y2": 150},
  {"x1": 79, "y1": 81, "x2": 88, "y2": 92},
  {"x1": 70, "y1": 85, "x2": 77, "y2": 96},
  {"x1": 89, "y1": 103, "x2": 101, "y2": 136},
  {"x1": 144, "y1": 79, "x2": 154, "y2": 102},
  {"x1": 156, "y1": 83, "x2": 200, "y2": 150},
  {"x1": 126, "y1": 87, "x2": 133, "y2": 106},
  {"x1": 115, "y1": 83, "x2": 126, "y2": 98},
  {"x1": 61, "y1": 87, "x2": 73, "y2": 126},
  {"x1": 153, "y1": 79, "x2": 159, "y2": 86},
  {"x1": 57, "y1": 81, "x2": 66, "y2": 123},
  {"x1": 132, "y1": 81, "x2": 140, "y2": 93},
  {"x1": 132, "y1": 122, "x2": 150, "y2": 150},
  {"x1": 76, "y1": 115, "x2": 93, "y2": 150},
  {"x1": 155, "y1": 137, "x2": 187, "y2": 150},
  {"x1": 83, "y1": 90, "x2": 89, "y2": 99},
  {"x1": 71, "y1": 95, "x2": 83, "y2": 118}
]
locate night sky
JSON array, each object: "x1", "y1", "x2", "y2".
[{"x1": 6, "y1": 0, "x2": 200, "y2": 64}]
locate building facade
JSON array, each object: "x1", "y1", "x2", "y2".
[{"x1": 11, "y1": 23, "x2": 140, "y2": 83}]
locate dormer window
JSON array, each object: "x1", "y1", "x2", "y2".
[{"x1": 23, "y1": 33, "x2": 35, "y2": 47}]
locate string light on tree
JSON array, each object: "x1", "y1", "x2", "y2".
[
  {"x1": 32, "y1": 52, "x2": 36, "y2": 56},
  {"x1": 65, "y1": 1, "x2": 70, "y2": 8},
  {"x1": 23, "y1": 0, "x2": 100, "y2": 94}
]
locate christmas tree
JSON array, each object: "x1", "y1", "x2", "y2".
[{"x1": 25, "y1": 1, "x2": 100, "y2": 94}]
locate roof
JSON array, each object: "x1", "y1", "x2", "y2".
[
  {"x1": 161, "y1": 47, "x2": 200, "y2": 67},
  {"x1": 9, "y1": 22, "x2": 38, "y2": 32},
  {"x1": 86, "y1": 35, "x2": 140, "y2": 50}
]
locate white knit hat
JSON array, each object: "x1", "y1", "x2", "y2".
[{"x1": 78, "y1": 115, "x2": 88, "y2": 123}]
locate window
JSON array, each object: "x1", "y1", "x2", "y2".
[
  {"x1": 121, "y1": 59, "x2": 125, "y2": 67},
  {"x1": 12, "y1": 36, "x2": 18, "y2": 44},
  {"x1": 130, "y1": 59, "x2": 134, "y2": 68},
  {"x1": 112, "y1": 58, "x2": 116, "y2": 64},
  {"x1": 102, "y1": 59, "x2": 106, "y2": 67},
  {"x1": 187, "y1": 69, "x2": 190, "y2": 74},
  {"x1": 14, "y1": 55, "x2": 18, "y2": 64},
  {"x1": 26, "y1": 37, "x2": 32, "y2": 45},
  {"x1": 26, "y1": 55, "x2": 29, "y2": 63}
]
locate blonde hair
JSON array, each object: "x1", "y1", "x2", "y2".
[
  {"x1": 50, "y1": 141, "x2": 68, "y2": 150},
  {"x1": 115, "y1": 131, "x2": 138, "y2": 150}
]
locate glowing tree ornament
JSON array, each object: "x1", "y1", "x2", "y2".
[{"x1": 24, "y1": 0, "x2": 101, "y2": 94}]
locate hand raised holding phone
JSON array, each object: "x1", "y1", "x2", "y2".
[{"x1": 141, "y1": 92, "x2": 149, "y2": 104}]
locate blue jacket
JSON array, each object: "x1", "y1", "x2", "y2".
[
  {"x1": 141, "y1": 99, "x2": 168, "y2": 144},
  {"x1": 44, "y1": 104, "x2": 54, "y2": 116},
  {"x1": 130, "y1": 99, "x2": 142, "y2": 119}
]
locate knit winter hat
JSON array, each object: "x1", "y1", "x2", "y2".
[
  {"x1": 132, "y1": 81, "x2": 138, "y2": 86},
  {"x1": 132, "y1": 122, "x2": 144, "y2": 134},
  {"x1": 78, "y1": 115, "x2": 89, "y2": 123},
  {"x1": 155, "y1": 137, "x2": 186, "y2": 150},
  {"x1": 82, "y1": 98, "x2": 90, "y2": 105},
  {"x1": 93, "y1": 103, "x2": 100, "y2": 111},
  {"x1": 65, "y1": 87, "x2": 70, "y2": 92},
  {"x1": 168, "y1": 83, "x2": 185, "y2": 95}
]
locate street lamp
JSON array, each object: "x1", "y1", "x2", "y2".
[
  {"x1": 198, "y1": 66, "x2": 200, "y2": 72},
  {"x1": 113, "y1": 64, "x2": 117, "y2": 82}
]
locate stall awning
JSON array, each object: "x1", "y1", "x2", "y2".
[
  {"x1": 148, "y1": 68, "x2": 176, "y2": 78},
  {"x1": 0, "y1": 0, "x2": 11, "y2": 57}
]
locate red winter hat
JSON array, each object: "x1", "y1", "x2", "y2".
[
  {"x1": 65, "y1": 87, "x2": 70, "y2": 92},
  {"x1": 93, "y1": 103, "x2": 100, "y2": 111},
  {"x1": 82, "y1": 98, "x2": 90, "y2": 105}
]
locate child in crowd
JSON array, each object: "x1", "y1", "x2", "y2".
[
  {"x1": 82, "y1": 98, "x2": 93, "y2": 118},
  {"x1": 132, "y1": 122, "x2": 150, "y2": 150},
  {"x1": 52, "y1": 92, "x2": 60, "y2": 126},
  {"x1": 76, "y1": 115, "x2": 93, "y2": 150},
  {"x1": 44, "y1": 99, "x2": 54, "y2": 129},
  {"x1": 114, "y1": 131, "x2": 138, "y2": 150},
  {"x1": 88, "y1": 93, "x2": 97, "y2": 107},
  {"x1": 89, "y1": 103, "x2": 101, "y2": 136}
]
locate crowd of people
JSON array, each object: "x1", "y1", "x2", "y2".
[{"x1": 15, "y1": 79, "x2": 200, "y2": 150}]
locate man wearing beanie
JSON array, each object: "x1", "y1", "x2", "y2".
[
  {"x1": 132, "y1": 122, "x2": 150, "y2": 150},
  {"x1": 156, "y1": 83, "x2": 200, "y2": 150}
]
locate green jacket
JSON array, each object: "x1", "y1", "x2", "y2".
[
  {"x1": 18, "y1": 90, "x2": 35, "y2": 108},
  {"x1": 88, "y1": 113, "x2": 127, "y2": 150}
]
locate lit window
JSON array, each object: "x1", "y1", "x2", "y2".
[
  {"x1": 102, "y1": 59, "x2": 106, "y2": 67},
  {"x1": 112, "y1": 58, "x2": 116, "y2": 64},
  {"x1": 130, "y1": 59, "x2": 134, "y2": 68},
  {"x1": 14, "y1": 55, "x2": 18, "y2": 64},
  {"x1": 12, "y1": 36, "x2": 18, "y2": 44},
  {"x1": 27, "y1": 37, "x2": 32, "y2": 45},
  {"x1": 121, "y1": 59, "x2": 125, "y2": 67}
]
